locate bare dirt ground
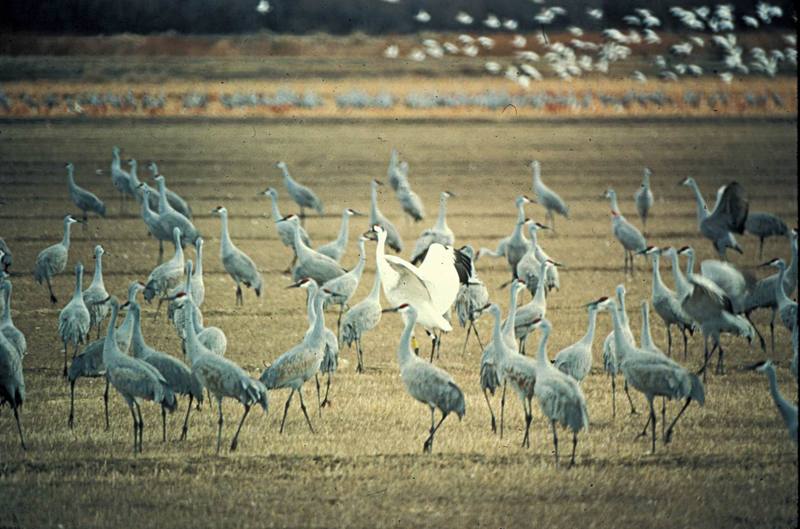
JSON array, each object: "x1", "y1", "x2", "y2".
[{"x1": 0, "y1": 118, "x2": 797, "y2": 528}]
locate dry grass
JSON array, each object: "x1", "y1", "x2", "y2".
[{"x1": 0, "y1": 119, "x2": 797, "y2": 528}]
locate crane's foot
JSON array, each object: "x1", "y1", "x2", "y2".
[
  {"x1": 664, "y1": 428, "x2": 674, "y2": 444},
  {"x1": 230, "y1": 438, "x2": 238, "y2": 452},
  {"x1": 180, "y1": 427, "x2": 188, "y2": 442},
  {"x1": 422, "y1": 438, "x2": 433, "y2": 453},
  {"x1": 320, "y1": 398, "x2": 331, "y2": 408},
  {"x1": 490, "y1": 417, "x2": 496, "y2": 434},
  {"x1": 50, "y1": 294, "x2": 58, "y2": 304}
]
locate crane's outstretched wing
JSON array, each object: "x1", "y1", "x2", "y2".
[
  {"x1": 682, "y1": 275, "x2": 733, "y2": 322},
  {"x1": 415, "y1": 244, "x2": 471, "y2": 285},
  {"x1": 384, "y1": 256, "x2": 433, "y2": 305},
  {"x1": 707, "y1": 182, "x2": 748, "y2": 234}
]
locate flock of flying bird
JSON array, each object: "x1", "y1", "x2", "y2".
[{"x1": 0, "y1": 146, "x2": 797, "y2": 465}]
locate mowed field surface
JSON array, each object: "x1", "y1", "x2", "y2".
[{"x1": 0, "y1": 118, "x2": 797, "y2": 529}]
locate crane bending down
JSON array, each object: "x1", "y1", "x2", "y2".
[
  {"x1": 385, "y1": 304, "x2": 465, "y2": 453},
  {"x1": 367, "y1": 224, "x2": 470, "y2": 360}
]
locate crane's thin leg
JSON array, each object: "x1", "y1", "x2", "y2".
[
  {"x1": 161, "y1": 405, "x2": 167, "y2": 442},
  {"x1": 314, "y1": 374, "x2": 322, "y2": 415},
  {"x1": 661, "y1": 397, "x2": 666, "y2": 439},
  {"x1": 635, "y1": 414, "x2": 651, "y2": 440},
  {"x1": 758, "y1": 237, "x2": 764, "y2": 260},
  {"x1": 230, "y1": 404, "x2": 251, "y2": 452},
  {"x1": 664, "y1": 397, "x2": 693, "y2": 444},
  {"x1": 551, "y1": 420, "x2": 559, "y2": 467},
  {"x1": 610, "y1": 374, "x2": 617, "y2": 419},
  {"x1": 436, "y1": 330, "x2": 443, "y2": 358},
  {"x1": 62, "y1": 341, "x2": 68, "y2": 377},
  {"x1": 522, "y1": 397, "x2": 533, "y2": 449},
  {"x1": 682, "y1": 328, "x2": 689, "y2": 359},
  {"x1": 715, "y1": 344, "x2": 725, "y2": 375},
  {"x1": 500, "y1": 382, "x2": 507, "y2": 439},
  {"x1": 483, "y1": 388, "x2": 497, "y2": 434},
  {"x1": 424, "y1": 411, "x2": 448, "y2": 453},
  {"x1": 320, "y1": 373, "x2": 332, "y2": 408},
  {"x1": 769, "y1": 308, "x2": 776, "y2": 354},
  {"x1": 103, "y1": 378, "x2": 110, "y2": 430},
  {"x1": 648, "y1": 398, "x2": 656, "y2": 454},
  {"x1": 45, "y1": 276, "x2": 57, "y2": 304},
  {"x1": 299, "y1": 207, "x2": 306, "y2": 228},
  {"x1": 424, "y1": 407, "x2": 435, "y2": 453},
  {"x1": 473, "y1": 323, "x2": 484, "y2": 351},
  {"x1": 624, "y1": 380, "x2": 638, "y2": 414},
  {"x1": 336, "y1": 305, "x2": 343, "y2": 343},
  {"x1": 356, "y1": 339, "x2": 364, "y2": 374},
  {"x1": 279, "y1": 389, "x2": 295, "y2": 434},
  {"x1": 235, "y1": 284, "x2": 243, "y2": 306},
  {"x1": 157, "y1": 240, "x2": 164, "y2": 265},
  {"x1": 216, "y1": 397, "x2": 224, "y2": 455},
  {"x1": 180, "y1": 395, "x2": 193, "y2": 441},
  {"x1": 13, "y1": 406, "x2": 26, "y2": 450},
  {"x1": 462, "y1": 324, "x2": 472, "y2": 355},
  {"x1": 297, "y1": 388, "x2": 315, "y2": 434},
  {"x1": 569, "y1": 432, "x2": 578, "y2": 468},
  {"x1": 129, "y1": 404, "x2": 138, "y2": 453},
  {"x1": 667, "y1": 325, "x2": 673, "y2": 357},
  {"x1": 135, "y1": 401, "x2": 144, "y2": 453},
  {"x1": 746, "y1": 313, "x2": 767, "y2": 352},
  {"x1": 429, "y1": 334, "x2": 437, "y2": 362},
  {"x1": 283, "y1": 254, "x2": 297, "y2": 275},
  {"x1": 68, "y1": 380, "x2": 76, "y2": 429}
]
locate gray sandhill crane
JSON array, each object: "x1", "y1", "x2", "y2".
[
  {"x1": 262, "y1": 187, "x2": 311, "y2": 272},
  {"x1": 341, "y1": 265, "x2": 382, "y2": 373},
  {"x1": 104, "y1": 297, "x2": 178, "y2": 453},
  {"x1": 83, "y1": 245, "x2": 110, "y2": 339},
  {"x1": 317, "y1": 208, "x2": 363, "y2": 262},
  {"x1": 455, "y1": 245, "x2": 489, "y2": 354},
  {"x1": 531, "y1": 161, "x2": 569, "y2": 233},
  {"x1": 602, "y1": 284, "x2": 639, "y2": 417},
  {"x1": 260, "y1": 279, "x2": 326, "y2": 434},
  {"x1": 0, "y1": 277, "x2": 26, "y2": 358},
  {"x1": 640, "y1": 246, "x2": 695, "y2": 357},
  {"x1": 598, "y1": 295, "x2": 705, "y2": 454},
  {"x1": 146, "y1": 162, "x2": 192, "y2": 219},
  {"x1": 385, "y1": 304, "x2": 465, "y2": 453},
  {"x1": 515, "y1": 220, "x2": 561, "y2": 292},
  {"x1": 637, "y1": 300, "x2": 671, "y2": 439},
  {"x1": 604, "y1": 188, "x2": 646, "y2": 275},
  {"x1": 165, "y1": 260, "x2": 202, "y2": 335},
  {"x1": 128, "y1": 300, "x2": 203, "y2": 442},
  {"x1": 155, "y1": 175, "x2": 200, "y2": 248},
  {"x1": 286, "y1": 215, "x2": 346, "y2": 285},
  {"x1": 504, "y1": 216, "x2": 534, "y2": 281},
  {"x1": 190, "y1": 237, "x2": 205, "y2": 306},
  {"x1": 127, "y1": 158, "x2": 159, "y2": 212},
  {"x1": 58, "y1": 263, "x2": 91, "y2": 377},
  {"x1": 314, "y1": 288, "x2": 339, "y2": 409},
  {"x1": 0, "y1": 319, "x2": 25, "y2": 450},
  {"x1": 763, "y1": 258, "x2": 797, "y2": 334},
  {"x1": 212, "y1": 206, "x2": 263, "y2": 305},
  {"x1": 477, "y1": 195, "x2": 531, "y2": 262},
  {"x1": 677, "y1": 247, "x2": 754, "y2": 378},
  {"x1": 745, "y1": 212, "x2": 788, "y2": 259},
  {"x1": 387, "y1": 148, "x2": 402, "y2": 192},
  {"x1": 0, "y1": 239, "x2": 11, "y2": 272},
  {"x1": 553, "y1": 299, "x2": 603, "y2": 383},
  {"x1": 67, "y1": 281, "x2": 143, "y2": 430},
  {"x1": 396, "y1": 165, "x2": 426, "y2": 224},
  {"x1": 369, "y1": 179, "x2": 403, "y2": 253},
  {"x1": 531, "y1": 319, "x2": 589, "y2": 467},
  {"x1": 65, "y1": 162, "x2": 106, "y2": 225},
  {"x1": 138, "y1": 185, "x2": 172, "y2": 264},
  {"x1": 143, "y1": 227, "x2": 185, "y2": 304},
  {"x1": 368, "y1": 224, "x2": 470, "y2": 360},
  {"x1": 179, "y1": 294, "x2": 267, "y2": 453},
  {"x1": 663, "y1": 246, "x2": 692, "y2": 307},
  {"x1": 748, "y1": 360, "x2": 797, "y2": 444},
  {"x1": 634, "y1": 167, "x2": 654, "y2": 235},
  {"x1": 509, "y1": 259, "x2": 556, "y2": 354},
  {"x1": 410, "y1": 191, "x2": 456, "y2": 264},
  {"x1": 322, "y1": 236, "x2": 367, "y2": 337},
  {"x1": 110, "y1": 146, "x2": 135, "y2": 210},
  {"x1": 679, "y1": 178, "x2": 748, "y2": 259},
  {"x1": 33, "y1": 215, "x2": 80, "y2": 304},
  {"x1": 277, "y1": 161, "x2": 324, "y2": 225}
]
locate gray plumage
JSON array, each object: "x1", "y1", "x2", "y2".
[
  {"x1": 67, "y1": 336, "x2": 108, "y2": 430},
  {"x1": 138, "y1": 185, "x2": 173, "y2": 262},
  {"x1": 0, "y1": 321, "x2": 26, "y2": 450},
  {"x1": 143, "y1": 227, "x2": 185, "y2": 303},
  {"x1": 166, "y1": 261, "x2": 204, "y2": 341},
  {"x1": 605, "y1": 188, "x2": 647, "y2": 274},
  {"x1": 554, "y1": 301, "x2": 601, "y2": 383},
  {"x1": 58, "y1": 263, "x2": 91, "y2": 377},
  {"x1": 395, "y1": 162, "x2": 426, "y2": 223},
  {"x1": 369, "y1": 179, "x2": 403, "y2": 253},
  {"x1": 634, "y1": 167, "x2": 654, "y2": 233},
  {"x1": 104, "y1": 298, "x2": 178, "y2": 453},
  {"x1": 745, "y1": 212, "x2": 789, "y2": 259},
  {"x1": 65, "y1": 162, "x2": 106, "y2": 220},
  {"x1": 766, "y1": 258, "x2": 797, "y2": 333},
  {"x1": 313, "y1": 284, "x2": 340, "y2": 407},
  {"x1": 509, "y1": 260, "x2": 553, "y2": 354},
  {"x1": 0, "y1": 239, "x2": 11, "y2": 272},
  {"x1": 340, "y1": 265, "x2": 382, "y2": 373},
  {"x1": 155, "y1": 175, "x2": 200, "y2": 248},
  {"x1": 681, "y1": 178, "x2": 748, "y2": 259},
  {"x1": 410, "y1": 191, "x2": 455, "y2": 264},
  {"x1": 531, "y1": 160, "x2": 569, "y2": 232},
  {"x1": 128, "y1": 159, "x2": 160, "y2": 212},
  {"x1": 317, "y1": 208, "x2": 359, "y2": 262},
  {"x1": 391, "y1": 304, "x2": 465, "y2": 453},
  {"x1": 476, "y1": 195, "x2": 531, "y2": 264},
  {"x1": 129, "y1": 300, "x2": 204, "y2": 441},
  {"x1": 82, "y1": 245, "x2": 110, "y2": 339},
  {"x1": 455, "y1": 245, "x2": 489, "y2": 355},
  {"x1": 277, "y1": 161, "x2": 324, "y2": 216},
  {"x1": 602, "y1": 285, "x2": 638, "y2": 418},
  {"x1": 0, "y1": 277, "x2": 26, "y2": 359},
  {"x1": 33, "y1": 215, "x2": 79, "y2": 304},
  {"x1": 263, "y1": 187, "x2": 311, "y2": 247},
  {"x1": 213, "y1": 206, "x2": 263, "y2": 305},
  {"x1": 288, "y1": 216, "x2": 346, "y2": 285},
  {"x1": 110, "y1": 146, "x2": 136, "y2": 206},
  {"x1": 387, "y1": 148, "x2": 402, "y2": 192},
  {"x1": 322, "y1": 236, "x2": 367, "y2": 336},
  {"x1": 751, "y1": 360, "x2": 797, "y2": 444},
  {"x1": 517, "y1": 220, "x2": 560, "y2": 293},
  {"x1": 146, "y1": 162, "x2": 193, "y2": 219}
]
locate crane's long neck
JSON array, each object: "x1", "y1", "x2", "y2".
[
  {"x1": 775, "y1": 264, "x2": 792, "y2": 305},
  {"x1": 72, "y1": 268, "x2": 83, "y2": 300},
  {"x1": 503, "y1": 285, "x2": 520, "y2": 338},
  {"x1": 641, "y1": 303, "x2": 654, "y2": 349},
  {"x1": 764, "y1": 366, "x2": 791, "y2": 417},
  {"x1": 112, "y1": 150, "x2": 120, "y2": 169},
  {"x1": 352, "y1": 241, "x2": 367, "y2": 276},
  {"x1": 268, "y1": 195, "x2": 282, "y2": 222},
  {"x1": 184, "y1": 301, "x2": 201, "y2": 364},
  {"x1": 650, "y1": 254, "x2": 664, "y2": 296},
  {"x1": 367, "y1": 265, "x2": 382, "y2": 301},
  {"x1": 219, "y1": 213, "x2": 234, "y2": 256},
  {"x1": 687, "y1": 181, "x2": 708, "y2": 224},
  {"x1": 608, "y1": 302, "x2": 630, "y2": 361},
  {"x1": 784, "y1": 241, "x2": 798, "y2": 292},
  {"x1": 334, "y1": 211, "x2": 351, "y2": 248},
  {"x1": 130, "y1": 304, "x2": 147, "y2": 358},
  {"x1": 511, "y1": 221, "x2": 525, "y2": 243},
  {"x1": 195, "y1": 245, "x2": 203, "y2": 276},
  {"x1": 397, "y1": 311, "x2": 417, "y2": 368},
  {"x1": 533, "y1": 262, "x2": 549, "y2": 303},
  {"x1": 102, "y1": 303, "x2": 120, "y2": 364},
  {"x1": 370, "y1": 185, "x2": 379, "y2": 222},
  {"x1": 535, "y1": 323, "x2": 551, "y2": 367},
  {"x1": 668, "y1": 251, "x2": 688, "y2": 293},
  {"x1": 305, "y1": 285, "x2": 318, "y2": 328},
  {"x1": 62, "y1": 220, "x2": 72, "y2": 247},
  {"x1": 66, "y1": 167, "x2": 77, "y2": 190},
  {"x1": 685, "y1": 251, "x2": 696, "y2": 279},
  {"x1": 156, "y1": 178, "x2": 169, "y2": 214},
  {"x1": 90, "y1": 254, "x2": 105, "y2": 290},
  {"x1": 293, "y1": 224, "x2": 312, "y2": 260},
  {"x1": 434, "y1": 196, "x2": 448, "y2": 232},
  {"x1": 515, "y1": 202, "x2": 526, "y2": 224},
  {"x1": 280, "y1": 166, "x2": 293, "y2": 185},
  {"x1": 173, "y1": 232, "x2": 184, "y2": 260},
  {"x1": 532, "y1": 162, "x2": 541, "y2": 186},
  {"x1": 128, "y1": 165, "x2": 142, "y2": 188},
  {"x1": 1, "y1": 284, "x2": 11, "y2": 324},
  {"x1": 642, "y1": 171, "x2": 650, "y2": 188},
  {"x1": 149, "y1": 163, "x2": 159, "y2": 178},
  {"x1": 491, "y1": 308, "x2": 507, "y2": 362},
  {"x1": 141, "y1": 191, "x2": 154, "y2": 220},
  {"x1": 608, "y1": 192, "x2": 620, "y2": 214},
  {"x1": 581, "y1": 307, "x2": 598, "y2": 345},
  {"x1": 308, "y1": 292, "x2": 326, "y2": 346},
  {"x1": 528, "y1": 227, "x2": 539, "y2": 248}
]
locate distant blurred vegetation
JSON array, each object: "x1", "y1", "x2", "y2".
[{"x1": 1, "y1": 0, "x2": 795, "y2": 35}]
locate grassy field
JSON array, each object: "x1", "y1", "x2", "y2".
[{"x1": 0, "y1": 118, "x2": 797, "y2": 528}]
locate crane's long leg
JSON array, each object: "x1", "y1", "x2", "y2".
[
  {"x1": 522, "y1": 397, "x2": 533, "y2": 449},
  {"x1": 68, "y1": 380, "x2": 76, "y2": 429},
  {"x1": 320, "y1": 373, "x2": 332, "y2": 408},
  {"x1": 624, "y1": 380, "x2": 638, "y2": 414},
  {"x1": 46, "y1": 275, "x2": 58, "y2": 304},
  {"x1": 235, "y1": 283, "x2": 243, "y2": 306},
  {"x1": 462, "y1": 324, "x2": 472, "y2": 355},
  {"x1": 483, "y1": 388, "x2": 497, "y2": 434},
  {"x1": 355, "y1": 339, "x2": 364, "y2": 374},
  {"x1": 135, "y1": 401, "x2": 144, "y2": 453},
  {"x1": 551, "y1": 419, "x2": 559, "y2": 467},
  {"x1": 758, "y1": 237, "x2": 765, "y2": 260},
  {"x1": 279, "y1": 389, "x2": 295, "y2": 434},
  {"x1": 682, "y1": 327, "x2": 689, "y2": 359},
  {"x1": 610, "y1": 373, "x2": 617, "y2": 419},
  {"x1": 424, "y1": 407, "x2": 435, "y2": 453},
  {"x1": 769, "y1": 308, "x2": 776, "y2": 353},
  {"x1": 746, "y1": 312, "x2": 767, "y2": 352},
  {"x1": 13, "y1": 406, "x2": 26, "y2": 450},
  {"x1": 569, "y1": 432, "x2": 578, "y2": 468},
  {"x1": 423, "y1": 411, "x2": 448, "y2": 453},
  {"x1": 472, "y1": 323, "x2": 484, "y2": 351},
  {"x1": 314, "y1": 374, "x2": 322, "y2": 415},
  {"x1": 104, "y1": 378, "x2": 110, "y2": 430},
  {"x1": 715, "y1": 344, "x2": 725, "y2": 375},
  {"x1": 664, "y1": 397, "x2": 693, "y2": 444},
  {"x1": 500, "y1": 382, "x2": 507, "y2": 439},
  {"x1": 299, "y1": 207, "x2": 306, "y2": 227},
  {"x1": 216, "y1": 397, "x2": 224, "y2": 455},
  {"x1": 128, "y1": 403, "x2": 138, "y2": 453},
  {"x1": 648, "y1": 398, "x2": 656, "y2": 454},
  {"x1": 661, "y1": 397, "x2": 666, "y2": 439},
  {"x1": 297, "y1": 388, "x2": 315, "y2": 434},
  {"x1": 230, "y1": 404, "x2": 251, "y2": 452},
  {"x1": 62, "y1": 340, "x2": 68, "y2": 378},
  {"x1": 157, "y1": 240, "x2": 164, "y2": 265},
  {"x1": 161, "y1": 405, "x2": 167, "y2": 442},
  {"x1": 180, "y1": 395, "x2": 193, "y2": 441},
  {"x1": 429, "y1": 334, "x2": 437, "y2": 362},
  {"x1": 336, "y1": 304, "x2": 344, "y2": 343},
  {"x1": 635, "y1": 414, "x2": 651, "y2": 440},
  {"x1": 667, "y1": 324, "x2": 673, "y2": 357}
]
